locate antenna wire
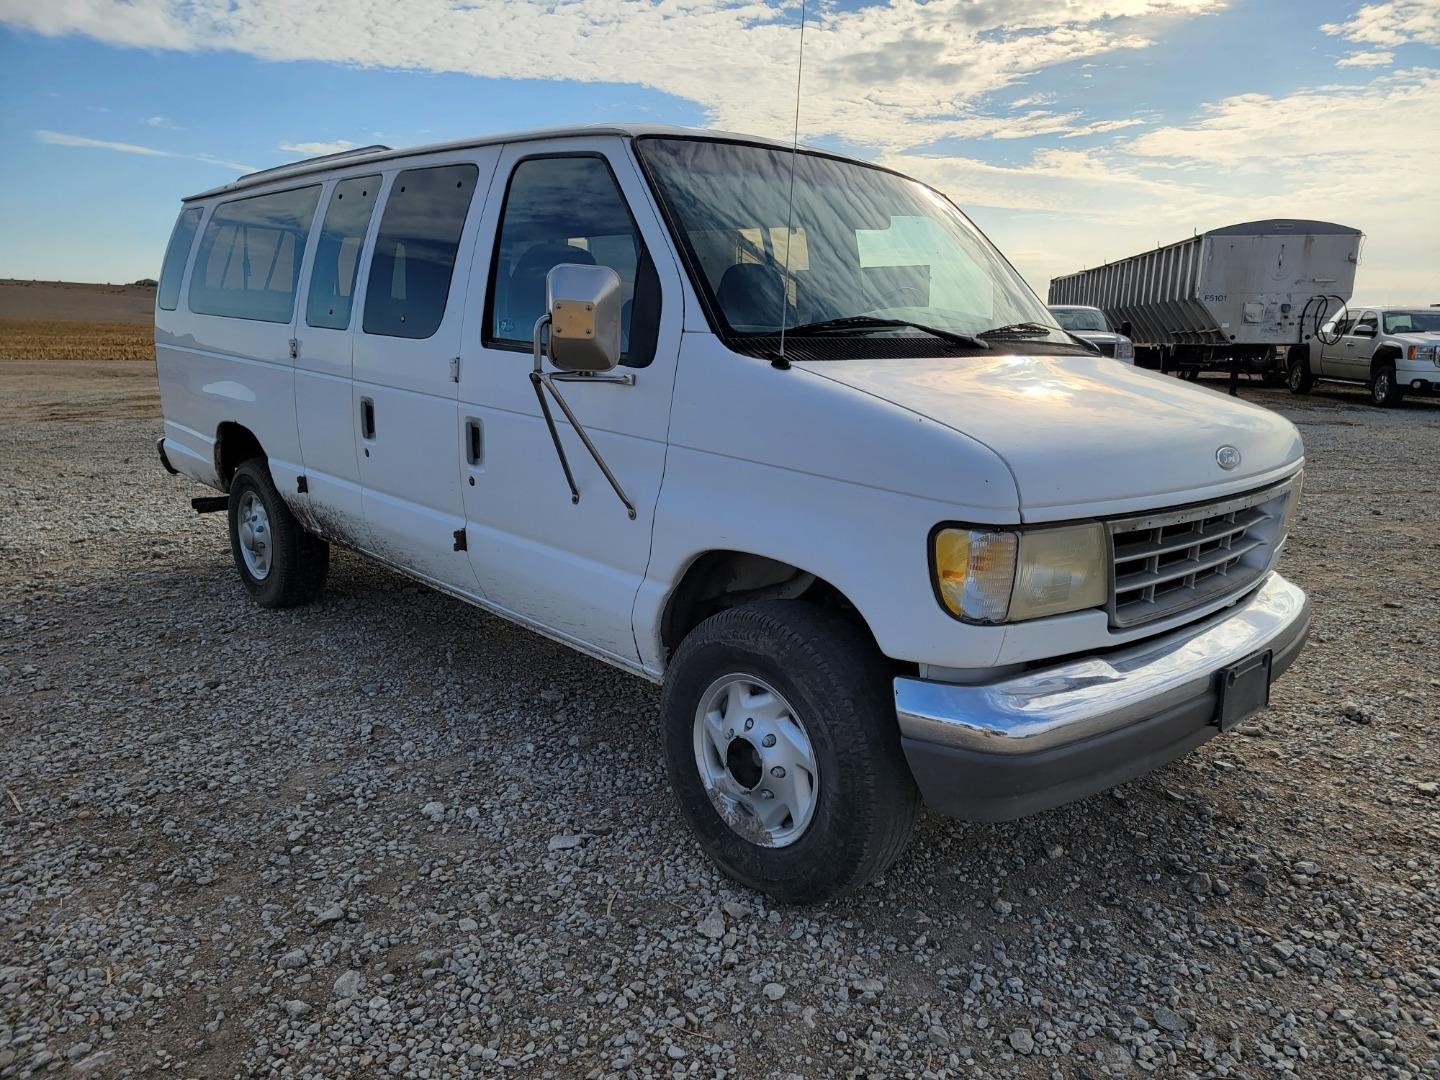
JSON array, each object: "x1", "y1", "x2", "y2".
[{"x1": 776, "y1": 0, "x2": 807, "y2": 363}]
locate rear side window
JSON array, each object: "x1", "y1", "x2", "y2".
[
  {"x1": 487, "y1": 155, "x2": 658, "y2": 366},
  {"x1": 189, "y1": 185, "x2": 321, "y2": 323},
  {"x1": 157, "y1": 207, "x2": 202, "y2": 311},
  {"x1": 307, "y1": 175, "x2": 380, "y2": 330},
  {"x1": 363, "y1": 164, "x2": 478, "y2": 339}
]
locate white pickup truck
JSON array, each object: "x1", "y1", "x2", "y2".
[
  {"x1": 154, "y1": 125, "x2": 1310, "y2": 902},
  {"x1": 1289, "y1": 305, "x2": 1440, "y2": 406}
]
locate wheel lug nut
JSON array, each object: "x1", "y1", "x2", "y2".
[
  {"x1": 770, "y1": 766, "x2": 786, "y2": 778},
  {"x1": 744, "y1": 718, "x2": 754, "y2": 731},
  {"x1": 759, "y1": 789, "x2": 774, "y2": 799},
  {"x1": 761, "y1": 734, "x2": 776, "y2": 747}
]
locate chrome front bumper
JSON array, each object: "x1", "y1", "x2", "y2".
[{"x1": 893, "y1": 573, "x2": 1310, "y2": 820}]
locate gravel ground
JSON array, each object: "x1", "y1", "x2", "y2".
[{"x1": 1, "y1": 364, "x2": 1438, "y2": 1079}]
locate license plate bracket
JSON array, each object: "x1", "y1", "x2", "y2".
[{"x1": 1215, "y1": 650, "x2": 1273, "y2": 732}]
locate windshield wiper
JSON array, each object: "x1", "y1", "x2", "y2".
[
  {"x1": 977, "y1": 321, "x2": 1060, "y2": 339},
  {"x1": 783, "y1": 316, "x2": 989, "y2": 350}
]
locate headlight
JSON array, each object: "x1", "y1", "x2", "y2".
[
  {"x1": 1116, "y1": 338, "x2": 1134, "y2": 361},
  {"x1": 932, "y1": 523, "x2": 1108, "y2": 623},
  {"x1": 1408, "y1": 344, "x2": 1439, "y2": 364}
]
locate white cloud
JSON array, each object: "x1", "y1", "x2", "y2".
[
  {"x1": 893, "y1": 67, "x2": 1440, "y2": 304},
  {"x1": 5, "y1": 0, "x2": 1435, "y2": 301},
  {"x1": 1122, "y1": 68, "x2": 1438, "y2": 167},
  {"x1": 1322, "y1": 0, "x2": 1440, "y2": 48},
  {"x1": 143, "y1": 115, "x2": 182, "y2": 129},
  {"x1": 278, "y1": 140, "x2": 359, "y2": 156},
  {"x1": 1336, "y1": 49, "x2": 1397, "y2": 67},
  {"x1": 35, "y1": 130, "x2": 255, "y2": 172},
  {"x1": 0, "y1": 0, "x2": 1223, "y2": 151}
]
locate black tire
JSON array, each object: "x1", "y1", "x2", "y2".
[
  {"x1": 660, "y1": 600, "x2": 920, "y2": 904},
  {"x1": 1181, "y1": 367, "x2": 1201, "y2": 382},
  {"x1": 1287, "y1": 355, "x2": 1313, "y2": 395},
  {"x1": 1369, "y1": 364, "x2": 1402, "y2": 408},
  {"x1": 227, "y1": 458, "x2": 329, "y2": 608}
]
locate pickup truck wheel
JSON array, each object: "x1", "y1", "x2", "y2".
[
  {"x1": 227, "y1": 459, "x2": 329, "y2": 608},
  {"x1": 1369, "y1": 365, "x2": 1402, "y2": 408},
  {"x1": 660, "y1": 600, "x2": 919, "y2": 904},
  {"x1": 1287, "y1": 357, "x2": 1313, "y2": 395}
]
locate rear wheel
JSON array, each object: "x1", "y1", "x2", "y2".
[
  {"x1": 1288, "y1": 355, "x2": 1314, "y2": 395},
  {"x1": 1369, "y1": 364, "x2": 1403, "y2": 408},
  {"x1": 227, "y1": 459, "x2": 329, "y2": 608},
  {"x1": 660, "y1": 600, "x2": 919, "y2": 904}
]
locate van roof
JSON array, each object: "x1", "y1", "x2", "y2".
[{"x1": 184, "y1": 124, "x2": 810, "y2": 202}]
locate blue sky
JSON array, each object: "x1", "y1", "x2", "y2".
[{"x1": 1, "y1": 0, "x2": 1436, "y2": 302}]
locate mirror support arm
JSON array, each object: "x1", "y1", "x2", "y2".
[{"x1": 530, "y1": 315, "x2": 638, "y2": 520}]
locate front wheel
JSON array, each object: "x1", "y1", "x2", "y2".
[
  {"x1": 227, "y1": 458, "x2": 330, "y2": 608},
  {"x1": 1370, "y1": 364, "x2": 1403, "y2": 408},
  {"x1": 660, "y1": 601, "x2": 919, "y2": 904}
]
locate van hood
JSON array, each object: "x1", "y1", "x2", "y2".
[{"x1": 795, "y1": 352, "x2": 1304, "y2": 521}]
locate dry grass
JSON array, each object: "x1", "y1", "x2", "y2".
[{"x1": 0, "y1": 319, "x2": 153, "y2": 362}]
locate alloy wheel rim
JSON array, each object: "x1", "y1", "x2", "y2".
[
  {"x1": 1374, "y1": 374, "x2": 1389, "y2": 403},
  {"x1": 692, "y1": 674, "x2": 818, "y2": 848},
  {"x1": 237, "y1": 490, "x2": 272, "y2": 580}
]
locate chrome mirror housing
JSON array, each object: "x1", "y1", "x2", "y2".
[{"x1": 545, "y1": 263, "x2": 622, "y2": 372}]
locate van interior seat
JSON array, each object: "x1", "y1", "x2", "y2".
[
  {"x1": 716, "y1": 262, "x2": 795, "y2": 331},
  {"x1": 503, "y1": 242, "x2": 596, "y2": 336}
]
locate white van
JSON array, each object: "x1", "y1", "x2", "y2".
[{"x1": 155, "y1": 125, "x2": 1310, "y2": 903}]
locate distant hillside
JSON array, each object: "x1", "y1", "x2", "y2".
[{"x1": 0, "y1": 280, "x2": 156, "y2": 325}]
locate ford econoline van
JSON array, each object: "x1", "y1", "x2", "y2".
[{"x1": 155, "y1": 125, "x2": 1309, "y2": 903}]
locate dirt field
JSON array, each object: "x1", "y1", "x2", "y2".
[
  {"x1": 1, "y1": 319, "x2": 1437, "y2": 1079},
  {"x1": 0, "y1": 281, "x2": 156, "y2": 364}
]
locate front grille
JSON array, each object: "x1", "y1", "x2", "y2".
[{"x1": 1106, "y1": 477, "x2": 1297, "y2": 628}]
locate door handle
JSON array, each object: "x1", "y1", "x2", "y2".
[
  {"x1": 360, "y1": 397, "x2": 375, "y2": 439},
  {"x1": 465, "y1": 418, "x2": 483, "y2": 465}
]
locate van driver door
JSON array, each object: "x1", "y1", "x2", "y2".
[{"x1": 456, "y1": 138, "x2": 685, "y2": 667}]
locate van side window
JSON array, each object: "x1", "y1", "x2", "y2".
[
  {"x1": 487, "y1": 155, "x2": 659, "y2": 367},
  {"x1": 306, "y1": 175, "x2": 380, "y2": 330},
  {"x1": 157, "y1": 207, "x2": 202, "y2": 311},
  {"x1": 188, "y1": 186, "x2": 321, "y2": 323},
  {"x1": 362, "y1": 164, "x2": 478, "y2": 340}
]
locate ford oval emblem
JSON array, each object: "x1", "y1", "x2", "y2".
[{"x1": 1216, "y1": 445, "x2": 1242, "y2": 471}]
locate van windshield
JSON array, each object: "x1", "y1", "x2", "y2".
[{"x1": 637, "y1": 137, "x2": 1071, "y2": 357}]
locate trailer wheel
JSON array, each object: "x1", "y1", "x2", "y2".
[
  {"x1": 1181, "y1": 367, "x2": 1201, "y2": 382},
  {"x1": 1287, "y1": 355, "x2": 1313, "y2": 396}
]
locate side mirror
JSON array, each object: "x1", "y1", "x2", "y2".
[
  {"x1": 1353, "y1": 325, "x2": 1376, "y2": 337},
  {"x1": 545, "y1": 263, "x2": 623, "y2": 372},
  {"x1": 1119, "y1": 320, "x2": 1133, "y2": 338}
]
